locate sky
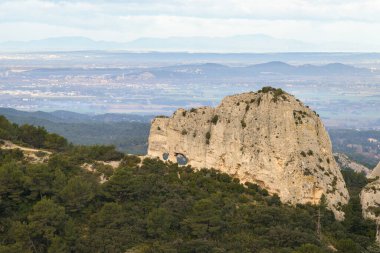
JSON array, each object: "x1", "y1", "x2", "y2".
[{"x1": 0, "y1": 0, "x2": 380, "y2": 50}]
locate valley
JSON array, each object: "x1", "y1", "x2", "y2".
[{"x1": 1, "y1": 52, "x2": 380, "y2": 130}]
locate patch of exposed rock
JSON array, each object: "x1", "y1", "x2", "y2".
[
  {"x1": 370, "y1": 162, "x2": 380, "y2": 179},
  {"x1": 334, "y1": 153, "x2": 371, "y2": 176},
  {"x1": 148, "y1": 87, "x2": 349, "y2": 220},
  {"x1": 0, "y1": 140, "x2": 51, "y2": 163}
]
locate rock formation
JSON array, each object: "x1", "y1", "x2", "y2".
[
  {"x1": 334, "y1": 153, "x2": 371, "y2": 176},
  {"x1": 148, "y1": 87, "x2": 349, "y2": 220},
  {"x1": 370, "y1": 162, "x2": 380, "y2": 179},
  {"x1": 361, "y1": 161, "x2": 380, "y2": 244}
]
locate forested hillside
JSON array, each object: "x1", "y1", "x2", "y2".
[
  {"x1": 0, "y1": 116, "x2": 379, "y2": 253},
  {"x1": 0, "y1": 108, "x2": 151, "y2": 154}
]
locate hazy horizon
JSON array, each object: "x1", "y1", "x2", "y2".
[
  {"x1": 2, "y1": 34, "x2": 380, "y2": 53},
  {"x1": 1, "y1": 0, "x2": 380, "y2": 52}
]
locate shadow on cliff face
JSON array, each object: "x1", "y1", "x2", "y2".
[
  {"x1": 175, "y1": 153, "x2": 188, "y2": 165},
  {"x1": 161, "y1": 152, "x2": 188, "y2": 165}
]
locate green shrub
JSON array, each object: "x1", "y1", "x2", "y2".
[
  {"x1": 35, "y1": 151, "x2": 47, "y2": 158},
  {"x1": 120, "y1": 155, "x2": 141, "y2": 168},
  {"x1": 93, "y1": 163, "x2": 114, "y2": 179},
  {"x1": 211, "y1": 115, "x2": 219, "y2": 125}
]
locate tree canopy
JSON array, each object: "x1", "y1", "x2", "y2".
[{"x1": 0, "y1": 115, "x2": 379, "y2": 252}]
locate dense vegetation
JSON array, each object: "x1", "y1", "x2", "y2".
[
  {"x1": 0, "y1": 109, "x2": 151, "y2": 154},
  {"x1": 0, "y1": 116, "x2": 379, "y2": 252},
  {"x1": 0, "y1": 115, "x2": 69, "y2": 151}
]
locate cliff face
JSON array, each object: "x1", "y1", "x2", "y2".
[
  {"x1": 148, "y1": 88, "x2": 349, "y2": 220},
  {"x1": 369, "y1": 162, "x2": 380, "y2": 179},
  {"x1": 360, "y1": 173, "x2": 380, "y2": 244},
  {"x1": 360, "y1": 162, "x2": 380, "y2": 231},
  {"x1": 361, "y1": 179, "x2": 380, "y2": 221}
]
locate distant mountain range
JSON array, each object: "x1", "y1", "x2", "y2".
[
  {"x1": 152, "y1": 61, "x2": 371, "y2": 77},
  {"x1": 17, "y1": 61, "x2": 372, "y2": 79},
  {"x1": 1, "y1": 34, "x2": 376, "y2": 52},
  {"x1": 0, "y1": 107, "x2": 153, "y2": 124}
]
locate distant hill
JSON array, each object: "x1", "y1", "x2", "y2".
[
  {"x1": 16, "y1": 62, "x2": 372, "y2": 82},
  {"x1": 245, "y1": 61, "x2": 369, "y2": 75},
  {"x1": 16, "y1": 61, "x2": 359, "y2": 81},
  {"x1": 0, "y1": 108, "x2": 153, "y2": 124},
  {"x1": 0, "y1": 108, "x2": 152, "y2": 154},
  {"x1": 148, "y1": 61, "x2": 371, "y2": 79}
]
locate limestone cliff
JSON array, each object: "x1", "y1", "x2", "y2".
[
  {"x1": 361, "y1": 179, "x2": 380, "y2": 221},
  {"x1": 148, "y1": 87, "x2": 349, "y2": 220},
  {"x1": 360, "y1": 168, "x2": 380, "y2": 244},
  {"x1": 360, "y1": 162, "x2": 380, "y2": 243},
  {"x1": 370, "y1": 162, "x2": 380, "y2": 179}
]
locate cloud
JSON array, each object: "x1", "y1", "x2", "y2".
[
  {"x1": 27, "y1": 0, "x2": 380, "y2": 22},
  {"x1": 0, "y1": 0, "x2": 379, "y2": 51}
]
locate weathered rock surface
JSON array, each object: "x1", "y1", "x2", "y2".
[
  {"x1": 361, "y1": 179, "x2": 380, "y2": 221},
  {"x1": 148, "y1": 88, "x2": 349, "y2": 220},
  {"x1": 334, "y1": 153, "x2": 371, "y2": 176},
  {"x1": 360, "y1": 171, "x2": 380, "y2": 244},
  {"x1": 370, "y1": 162, "x2": 380, "y2": 179}
]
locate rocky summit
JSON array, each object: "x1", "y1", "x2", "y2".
[{"x1": 148, "y1": 87, "x2": 349, "y2": 220}]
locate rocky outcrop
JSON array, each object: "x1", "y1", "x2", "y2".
[
  {"x1": 148, "y1": 87, "x2": 349, "y2": 220},
  {"x1": 361, "y1": 179, "x2": 380, "y2": 221},
  {"x1": 334, "y1": 153, "x2": 371, "y2": 176},
  {"x1": 360, "y1": 170, "x2": 380, "y2": 244},
  {"x1": 370, "y1": 162, "x2": 380, "y2": 179},
  {"x1": 361, "y1": 161, "x2": 380, "y2": 244}
]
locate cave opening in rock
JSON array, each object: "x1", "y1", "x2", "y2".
[{"x1": 175, "y1": 153, "x2": 188, "y2": 165}]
